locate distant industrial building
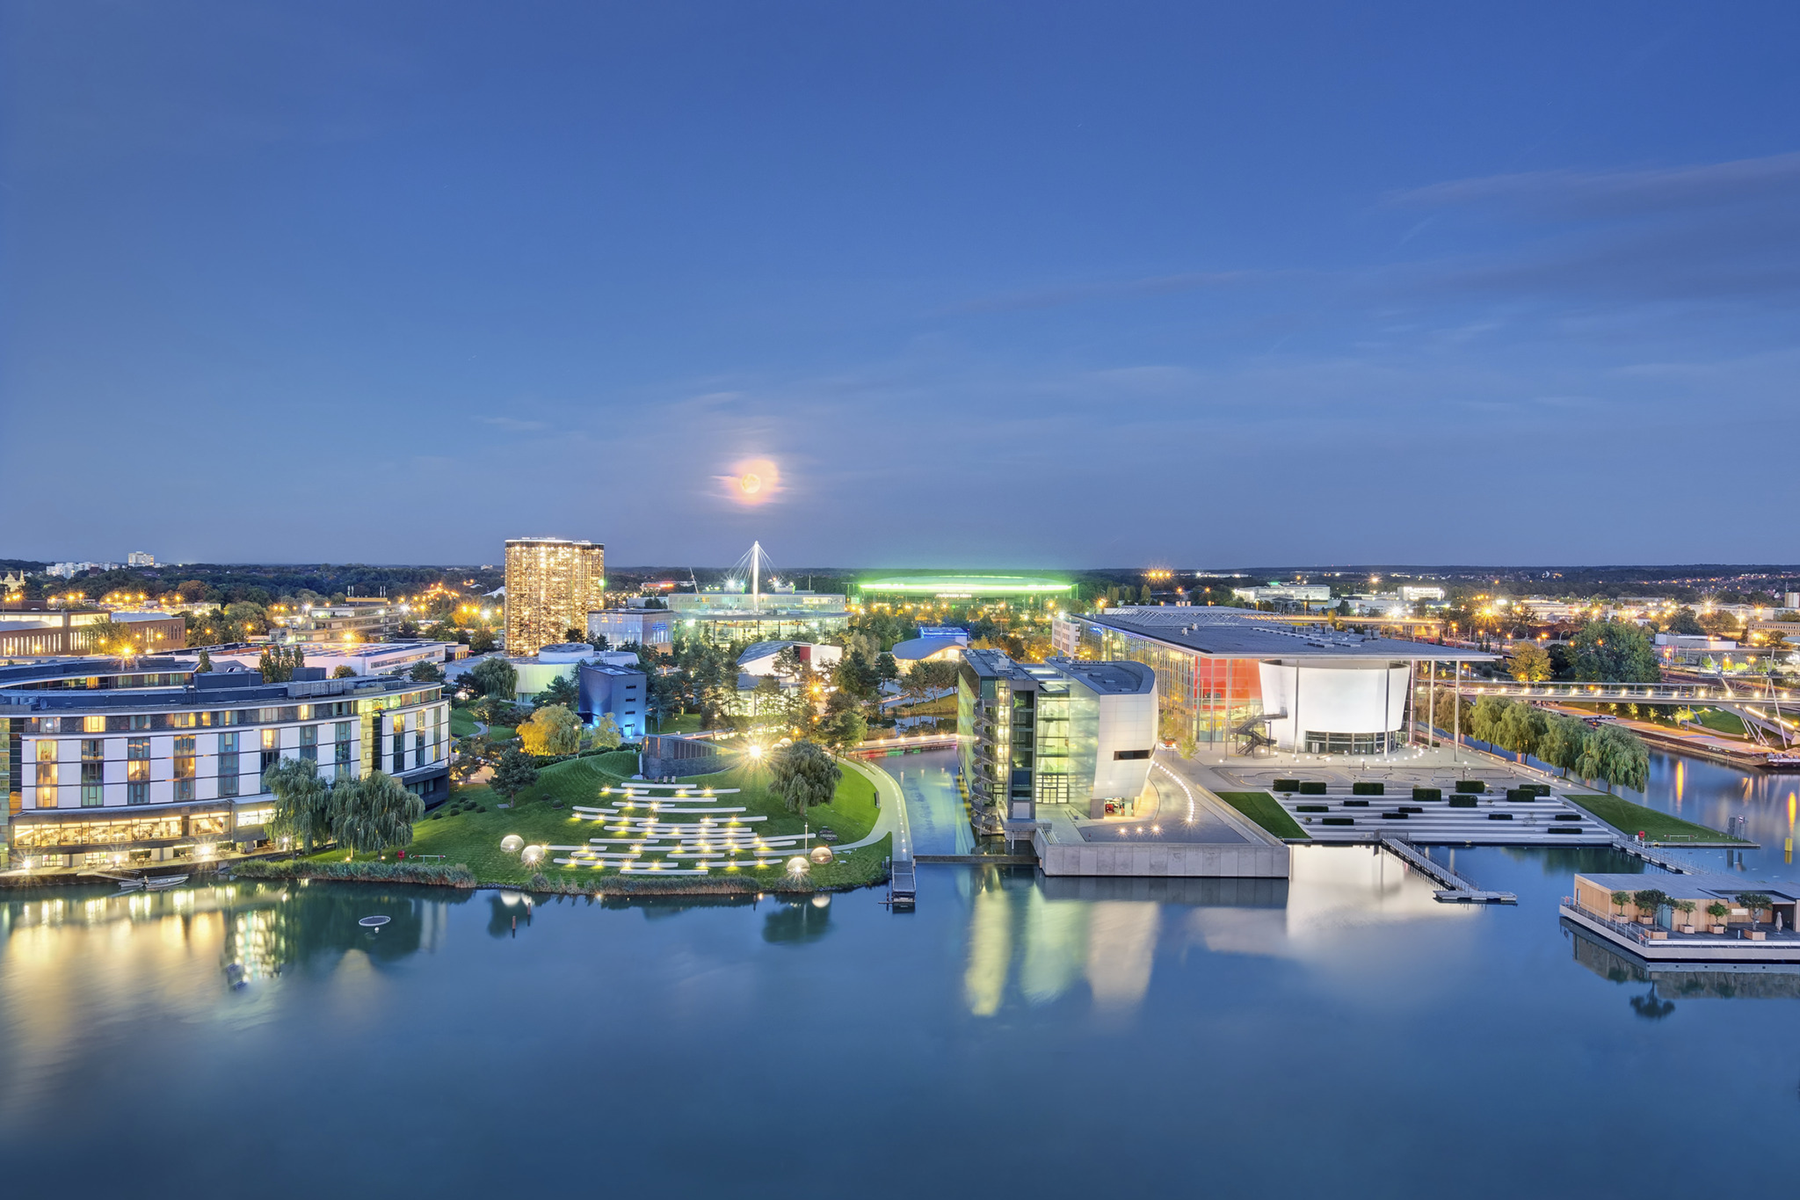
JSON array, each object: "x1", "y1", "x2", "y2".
[
  {"x1": 505, "y1": 537, "x2": 606, "y2": 656},
  {"x1": 858, "y1": 575, "x2": 1073, "y2": 600},
  {"x1": 270, "y1": 599, "x2": 401, "y2": 645},
  {"x1": 1054, "y1": 606, "x2": 1489, "y2": 755},
  {"x1": 1, "y1": 658, "x2": 448, "y2": 871},
  {"x1": 0, "y1": 610, "x2": 187, "y2": 659},
  {"x1": 1230, "y1": 584, "x2": 1332, "y2": 608},
  {"x1": 958, "y1": 650, "x2": 1158, "y2": 834}
]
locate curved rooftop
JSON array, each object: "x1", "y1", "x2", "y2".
[{"x1": 857, "y1": 575, "x2": 1072, "y2": 598}]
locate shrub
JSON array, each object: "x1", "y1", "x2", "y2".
[
  {"x1": 1487, "y1": 812, "x2": 1514, "y2": 820},
  {"x1": 1554, "y1": 813, "x2": 1580, "y2": 821},
  {"x1": 1448, "y1": 796, "x2": 1477, "y2": 808},
  {"x1": 1412, "y1": 787, "x2": 1442, "y2": 802},
  {"x1": 1547, "y1": 826, "x2": 1581, "y2": 834},
  {"x1": 1381, "y1": 811, "x2": 1408, "y2": 819},
  {"x1": 1529, "y1": 783, "x2": 1552, "y2": 796},
  {"x1": 232, "y1": 860, "x2": 477, "y2": 887},
  {"x1": 1353, "y1": 781, "x2": 1385, "y2": 796},
  {"x1": 1343, "y1": 799, "x2": 1370, "y2": 807},
  {"x1": 1296, "y1": 804, "x2": 1328, "y2": 813},
  {"x1": 1400, "y1": 805, "x2": 1423, "y2": 814},
  {"x1": 1298, "y1": 781, "x2": 1327, "y2": 795},
  {"x1": 1454, "y1": 780, "x2": 1486, "y2": 794},
  {"x1": 1273, "y1": 778, "x2": 1300, "y2": 792},
  {"x1": 1322, "y1": 816, "x2": 1355, "y2": 826},
  {"x1": 1506, "y1": 788, "x2": 1536, "y2": 802}
]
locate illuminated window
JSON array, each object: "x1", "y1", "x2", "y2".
[{"x1": 83, "y1": 715, "x2": 105, "y2": 733}]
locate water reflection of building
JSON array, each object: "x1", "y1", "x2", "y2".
[
  {"x1": 962, "y1": 869, "x2": 1288, "y2": 1017},
  {"x1": 961, "y1": 846, "x2": 1479, "y2": 1017},
  {"x1": 1566, "y1": 923, "x2": 1800, "y2": 1000}
]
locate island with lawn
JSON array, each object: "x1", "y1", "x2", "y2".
[{"x1": 237, "y1": 738, "x2": 894, "y2": 896}]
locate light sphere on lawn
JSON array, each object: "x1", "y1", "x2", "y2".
[
  {"x1": 521, "y1": 845, "x2": 545, "y2": 866},
  {"x1": 809, "y1": 844, "x2": 834, "y2": 864},
  {"x1": 501, "y1": 835, "x2": 524, "y2": 854}
]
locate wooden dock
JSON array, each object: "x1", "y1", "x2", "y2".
[{"x1": 1380, "y1": 836, "x2": 1516, "y2": 904}]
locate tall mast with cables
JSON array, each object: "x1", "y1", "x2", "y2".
[{"x1": 752, "y1": 541, "x2": 762, "y2": 612}]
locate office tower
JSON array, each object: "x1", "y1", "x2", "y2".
[{"x1": 504, "y1": 538, "x2": 605, "y2": 655}]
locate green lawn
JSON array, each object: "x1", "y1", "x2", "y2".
[
  {"x1": 1567, "y1": 793, "x2": 1750, "y2": 844},
  {"x1": 449, "y1": 707, "x2": 480, "y2": 738},
  {"x1": 1687, "y1": 708, "x2": 1749, "y2": 738},
  {"x1": 651, "y1": 713, "x2": 705, "y2": 734},
  {"x1": 322, "y1": 751, "x2": 889, "y2": 890},
  {"x1": 1213, "y1": 791, "x2": 1309, "y2": 841}
]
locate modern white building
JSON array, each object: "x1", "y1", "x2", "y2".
[
  {"x1": 127, "y1": 551, "x2": 156, "y2": 567},
  {"x1": 735, "y1": 641, "x2": 842, "y2": 676},
  {"x1": 890, "y1": 635, "x2": 968, "y2": 674},
  {"x1": 1, "y1": 657, "x2": 449, "y2": 870},
  {"x1": 501, "y1": 644, "x2": 639, "y2": 703}
]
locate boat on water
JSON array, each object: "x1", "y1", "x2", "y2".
[
  {"x1": 116, "y1": 874, "x2": 190, "y2": 892},
  {"x1": 1764, "y1": 753, "x2": 1800, "y2": 773}
]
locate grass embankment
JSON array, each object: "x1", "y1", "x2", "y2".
[
  {"x1": 1566, "y1": 793, "x2": 1751, "y2": 845},
  {"x1": 293, "y1": 751, "x2": 890, "y2": 893},
  {"x1": 1213, "y1": 791, "x2": 1309, "y2": 841}
]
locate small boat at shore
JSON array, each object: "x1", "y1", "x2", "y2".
[
  {"x1": 115, "y1": 874, "x2": 190, "y2": 892},
  {"x1": 1764, "y1": 754, "x2": 1800, "y2": 773}
]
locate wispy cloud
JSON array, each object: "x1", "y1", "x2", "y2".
[
  {"x1": 1388, "y1": 150, "x2": 1800, "y2": 221},
  {"x1": 946, "y1": 269, "x2": 1273, "y2": 315}
]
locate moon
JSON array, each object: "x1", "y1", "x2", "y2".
[{"x1": 721, "y1": 457, "x2": 780, "y2": 506}]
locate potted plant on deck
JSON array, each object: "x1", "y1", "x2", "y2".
[
  {"x1": 1738, "y1": 893, "x2": 1773, "y2": 941},
  {"x1": 1675, "y1": 900, "x2": 1697, "y2": 934},
  {"x1": 1706, "y1": 901, "x2": 1729, "y2": 935},
  {"x1": 1611, "y1": 891, "x2": 1632, "y2": 923},
  {"x1": 1631, "y1": 888, "x2": 1670, "y2": 927}
]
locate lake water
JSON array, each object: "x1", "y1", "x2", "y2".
[{"x1": 5, "y1": 748, "x2": 1799, "y2": 1198}]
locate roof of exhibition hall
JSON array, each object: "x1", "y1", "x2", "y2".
[{"x1": 1074, "y1": 606, "x2": 1496, "y2": 662}]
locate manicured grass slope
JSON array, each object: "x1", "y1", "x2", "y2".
[
  {"x1": 339, "y1": 752, "x2": 889, "y2": 889},
  {"x1": 1568, "y1": 793, "x2": 1750, "y2": 844},
  {"x1": 1214, "y1": 791, "x2": 1309, "y2": 841}
]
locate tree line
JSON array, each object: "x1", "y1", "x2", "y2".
[{"x1": 1435, "y1": 691, "x2": 1649, "y2": 793}]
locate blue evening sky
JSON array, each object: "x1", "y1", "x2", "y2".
[{"x1": 4, "y1": 2, "x2": 1797, "y2": 568}]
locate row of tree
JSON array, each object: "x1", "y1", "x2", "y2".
[{"x1": 1454, "y1": 693, "x2": 1650, "y2": 793}]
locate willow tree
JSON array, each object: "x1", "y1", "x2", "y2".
[
  {"x1": 265, "y1": 756, "x2": 332, "y2": 855},
  {"x1": 329, "y1": 771, "x2": 423, "y2": 854},
  {"x1": 768, "y1": 740, "x2": 841, "y2": 816}
]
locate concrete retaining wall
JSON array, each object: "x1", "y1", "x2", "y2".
[{"x1": 1033, "y1": 834, "x2": 1288, "y2": 878}]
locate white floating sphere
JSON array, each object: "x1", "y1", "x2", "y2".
[
  {"x1": 785, "y1": 855, "x2": 809, "y2": 875},
  {"x1": 521, "y1": 845, "x2": 545, "y2": 866},
  {"x1": 808, "y1": 844, "x2": 834, "y2": 864},
  {"x1": 500, "y1": 835, "x2": 524, "y2": 854}
]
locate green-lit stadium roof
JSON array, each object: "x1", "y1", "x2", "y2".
[{"x1": 856, "y1": 574, "x2": 1073, "y2": 598}]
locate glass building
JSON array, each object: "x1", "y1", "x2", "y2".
[
  {"x1": 1053, "y1": 607, "x2": 1490, "y2": 754},
  {"x1": 505, "y1": 537, "x2": 606, "y2": 656}
]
